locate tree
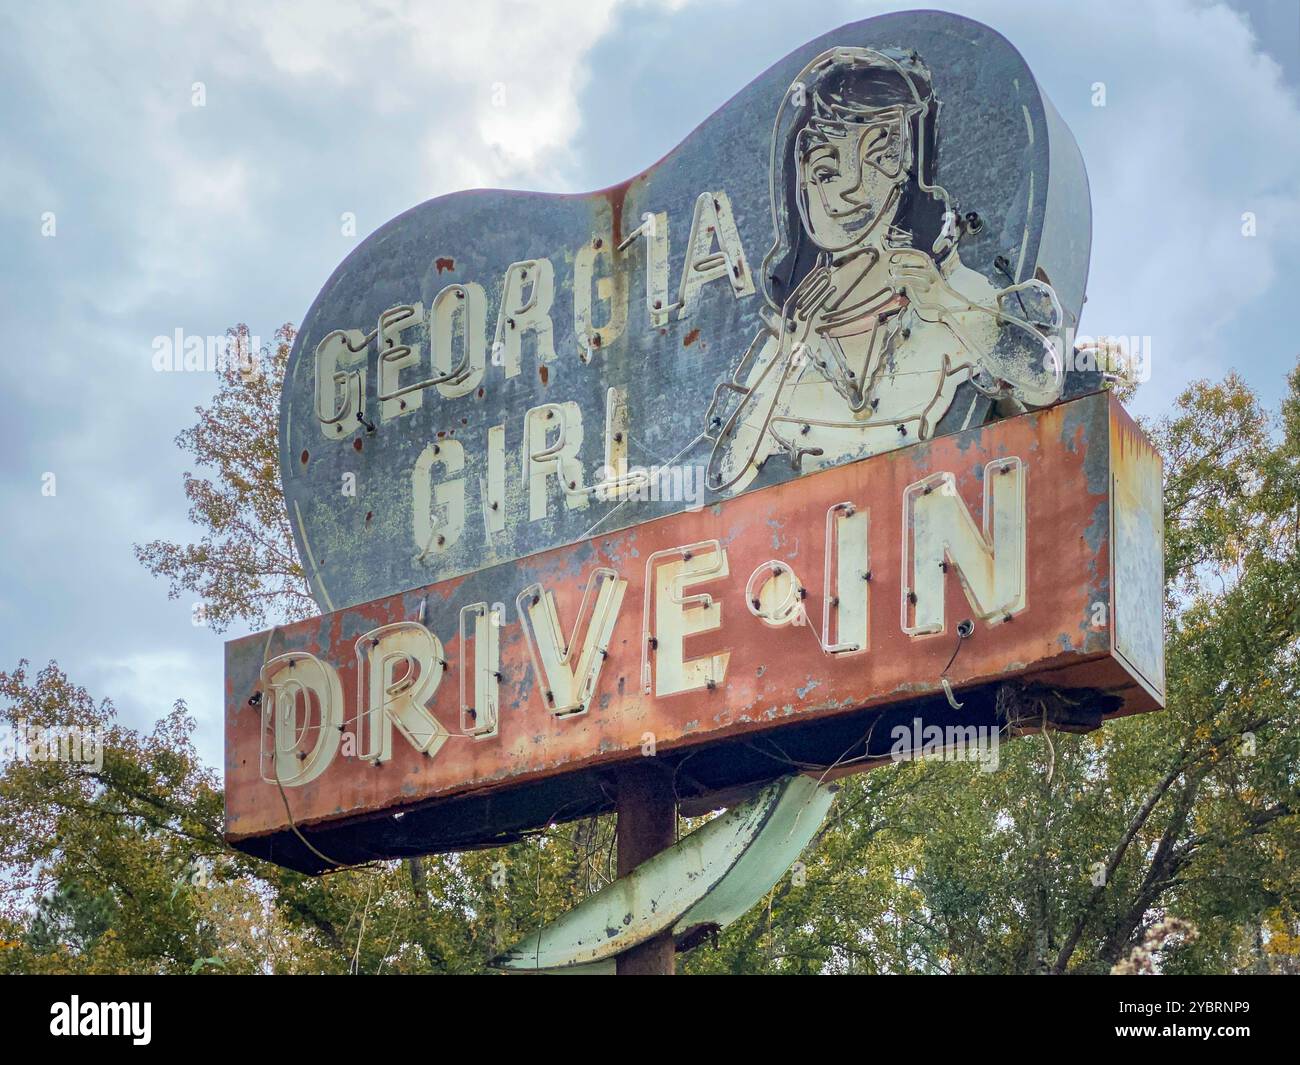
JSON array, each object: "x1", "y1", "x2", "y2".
[
  {"x1": 684, "y1": 368, "x2": 1300, "y2": 974},
  {"x1": 5, "y1": 321, "x2": 1298, "y2": 974},
  {"x1": 0, "y1": 322, "x2": 624, "y2": 971},
  {"x1": 134, "y1": 324, "x2": 315, "y2": 633},
  {"x1": 0, "y1": 656, "x2": 633, "y2": 974}
]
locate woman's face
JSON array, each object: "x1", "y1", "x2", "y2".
[{"x1": 796, "y1": 105, "x2": 912, "y2": 252}]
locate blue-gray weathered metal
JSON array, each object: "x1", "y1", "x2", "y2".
[{"x1": 280, "y1": 10, "x2": 1093, "y2": 614}]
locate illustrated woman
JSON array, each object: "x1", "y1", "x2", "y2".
[{"x1": 705, "y1": 46, "x2": 1064, "y2": 493}]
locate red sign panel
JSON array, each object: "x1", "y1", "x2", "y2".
[{"x1": 225, "y1": 392, "x2": 1162, "y2": 870}]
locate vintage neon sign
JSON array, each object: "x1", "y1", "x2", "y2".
[
  {"x1": 236, "y1": 15, "x2": 1161, "y2": 885},
  {"x1": 262, "y1": 458, "x2": 1026, "y2": 786},
  {"x1": 229, "y1": 391, "x2": 1166, "y2": 870},
  {"x1": 279, "y1": 13, "x2": 1094, "y2": 616}
]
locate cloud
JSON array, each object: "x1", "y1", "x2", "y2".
[
  {"x1": 0, "y1": 0, "x2": 1296, "y2": 774},
  {"x1": 567, "y1": 0, "x2": 1300, "y2": 412},
  {"x1": 0, "y1": 0, "x2": 649, "y2": 768},
  {"x1": 85, "y1": 648, "x2": 225, "y2": 756}
]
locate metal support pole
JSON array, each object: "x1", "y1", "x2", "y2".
[{"x1": 614, "y1": 762, "x2": 677, "y2": 974}]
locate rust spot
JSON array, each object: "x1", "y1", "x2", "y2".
[
  {"x1": 602, "y1": 177, "x2": 634, "y2": 249},
  {"x1": 365, "y1": 511, "x2": 373, "y2": 524},
  {"x1": 352, "y1": 438, "x2": 363, "y2": 452},
  {"x1": 477, "y1": 387, "x2": 485, "y2": 399},
  {"x1": 436, "y1": 430, "x2": 446, "y2": 438},
  {"x1": 683, "y1": 328, "x2": 700, "y2": 347},
  {"x1": 300, "y1": 449, "x2": 309, "y2": 465},
  {"x1": 539, "y1": 365, "x2": 549, "y2": 385},
  {"x1": 435, "y1": 257, "x2": 455, "y2": 274}
]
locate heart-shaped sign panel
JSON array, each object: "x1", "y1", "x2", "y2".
[{"x1": 281, "y1": 9, "x2": 1092, "y2": 613}]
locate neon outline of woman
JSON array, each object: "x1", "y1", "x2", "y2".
[{"x1": 703, "y1": 46, "x2": 1065, "y2": 495}]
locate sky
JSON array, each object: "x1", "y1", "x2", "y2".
[{"x1": 1, "y1": 0, "x2": 1298, "y2": 769}]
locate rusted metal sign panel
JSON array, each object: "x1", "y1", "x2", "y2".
[
  {"x1": 280, "y1": 10, "x2": 1094, "y2": 616},
  {"x1": 227, "y1": 392, "x2": 1162, "y2": 871}
]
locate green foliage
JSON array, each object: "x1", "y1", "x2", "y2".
[
  {"x1": 133, "y1": 324, "x2": 316, "y2": 634},
  {"x1": 4, "y1": 342, "x2": 1299, "y2": 974},
  {"x1": 683, "y1": 366, "x2": 1300, "y2": 974}
]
